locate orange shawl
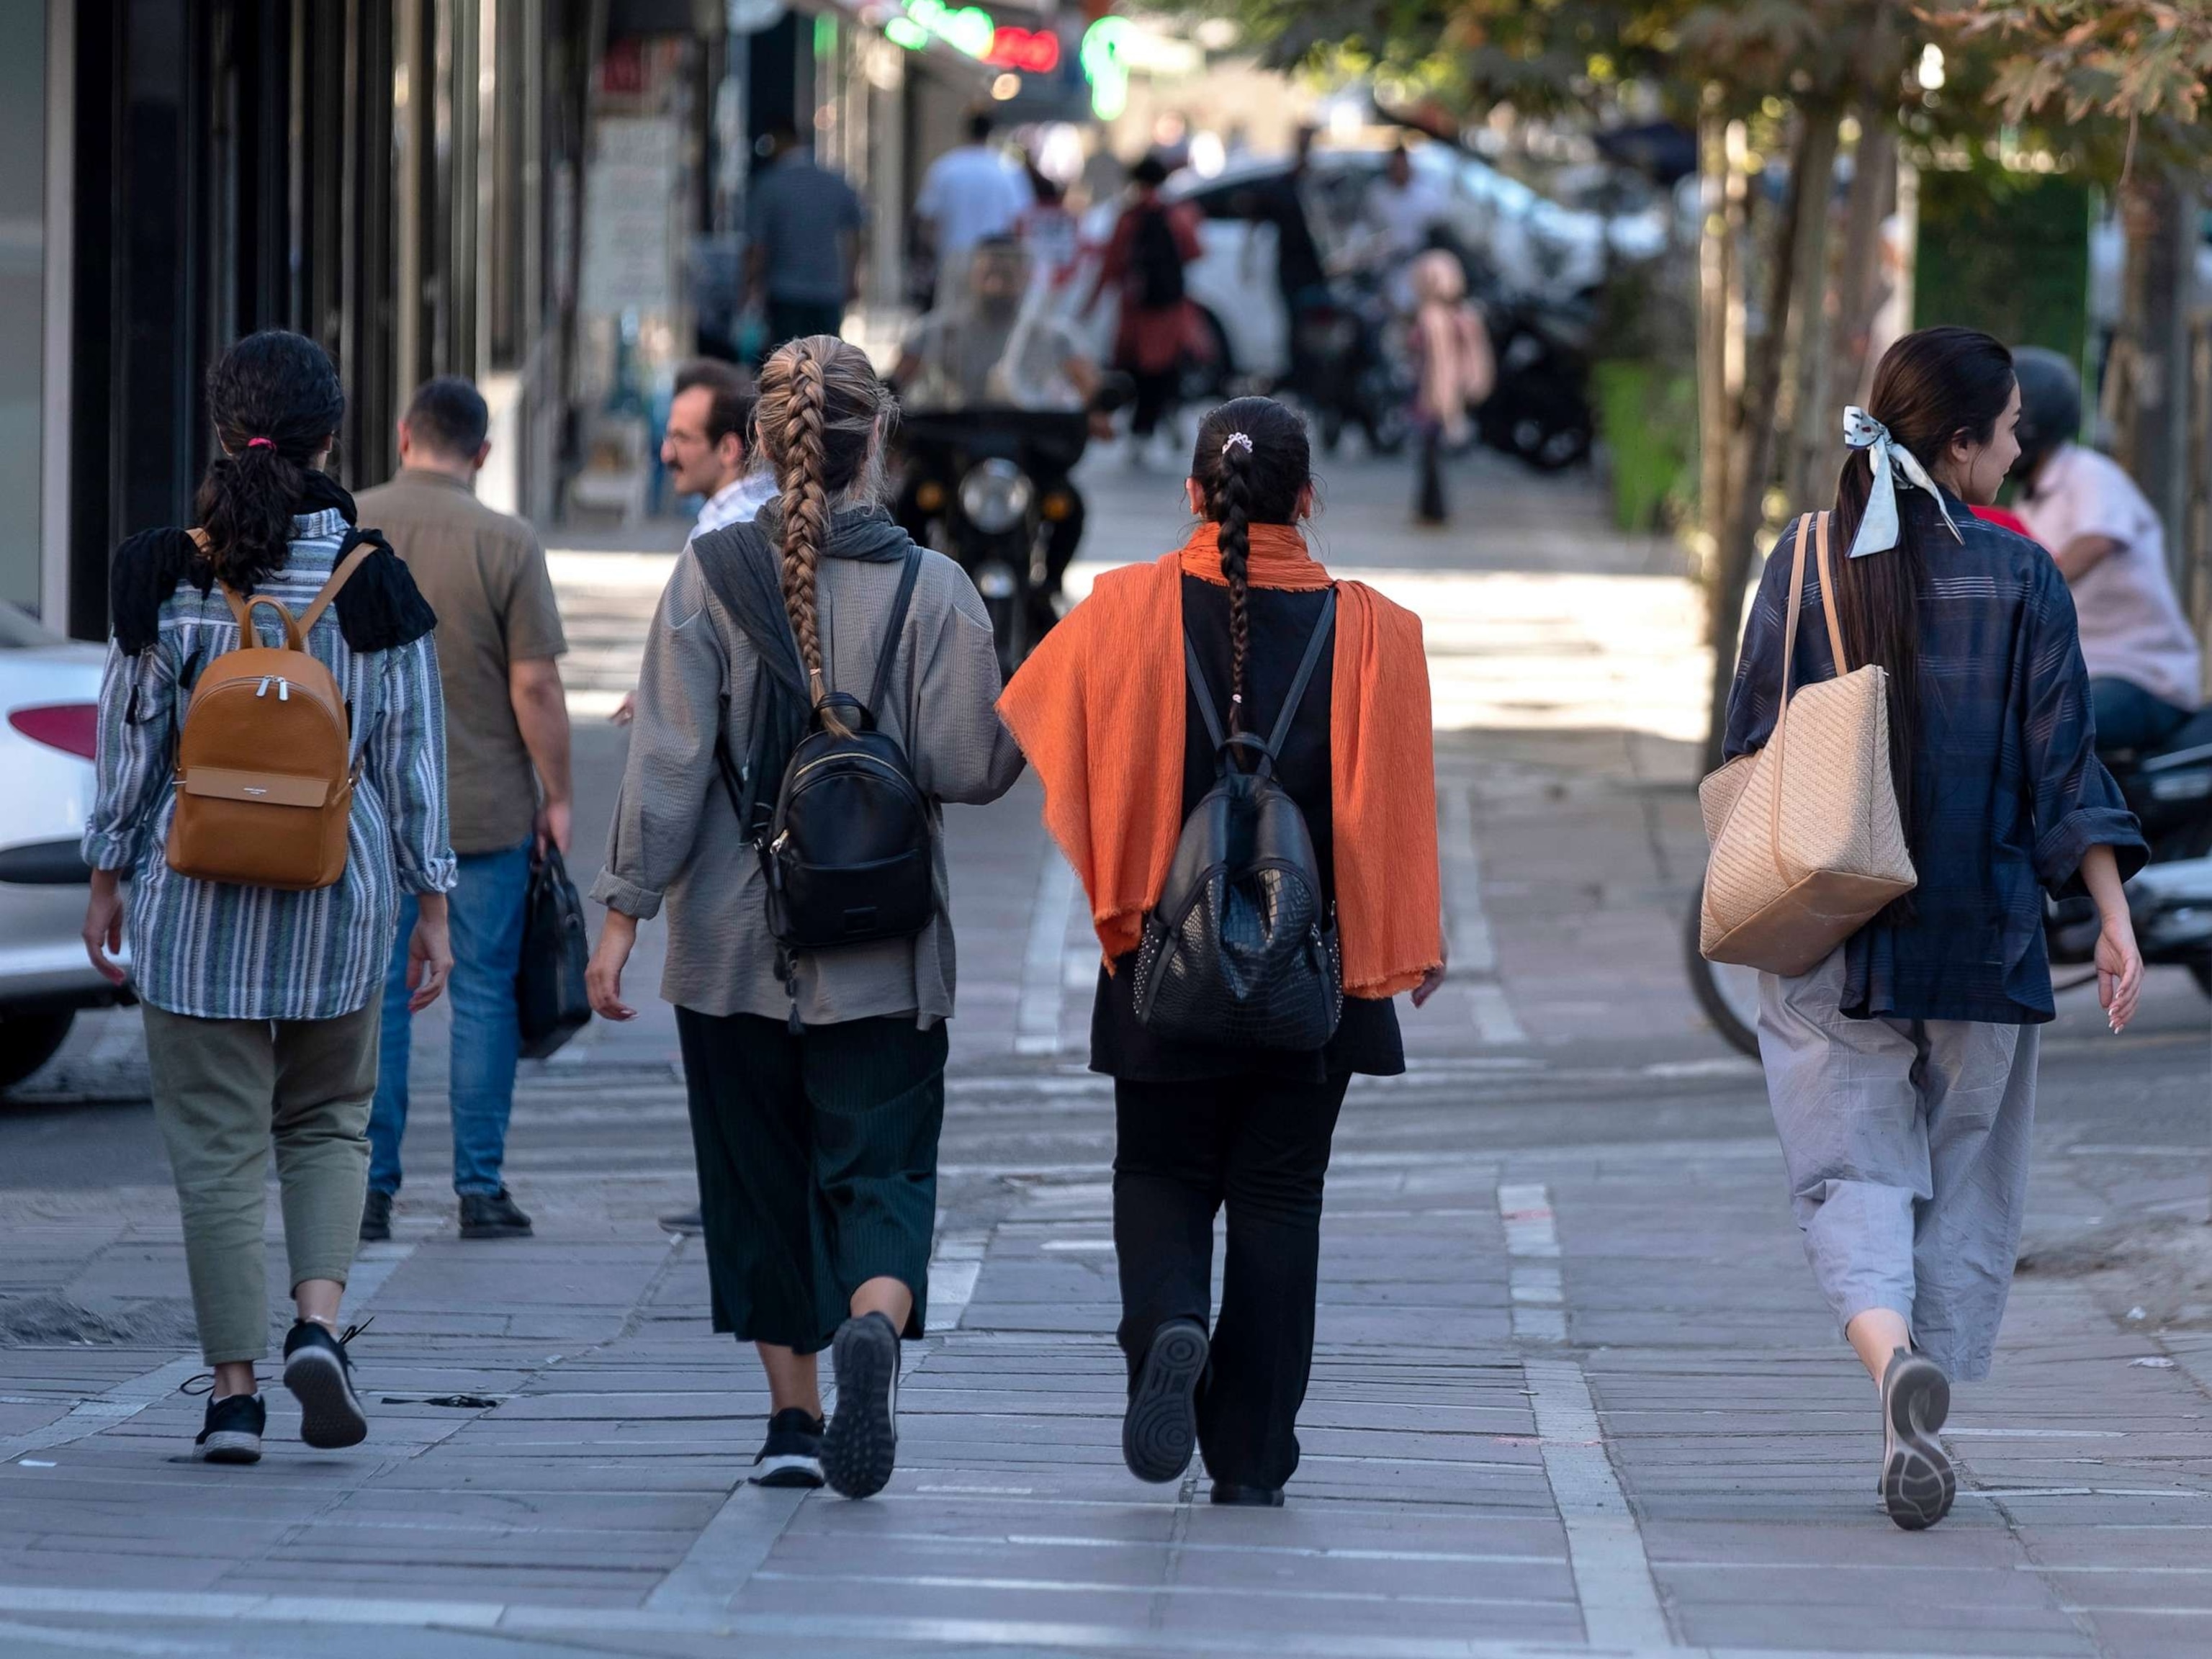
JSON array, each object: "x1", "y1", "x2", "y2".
[{"x1": 999, "y1": 523, "x2": 1442, "y2": 999}]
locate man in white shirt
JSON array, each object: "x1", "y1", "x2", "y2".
[
  {"x1": 2011, "y1": 347, "x2": 2203, "y2": 753},
  {"x1": 916, "y1": 112, "x2": 1033, "y2": 305},
  {"x1": 1362, "y1": 144, "x2": 1452, "y2": 312}
]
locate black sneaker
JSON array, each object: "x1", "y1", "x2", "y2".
[
  {"x1": 282, "y1": 1320, "x2": 369, "y2": 1449},
  {"x1": 359, "y1": 1188, "x2": 393, "y2": 1243},
  {"x1": 193, "y1": 1392, "x2": 266, "y2": 1464},
  {"x1": 659, "y1": 1206, "x2": 705, "y2": 1236},
  {"x1": 459, "y1": 1189, "x2": 534, "y2": 1239},
  {"x1": 821, "y1": 1312, "x2": 900, "y2": 1499},
  {"x1": 1123, "y1": 1319, "x2": 1208, "y2": 1484},
  {"x1": 1880, "y1": 1349, "x2": 1956, "y2": 1531},
  {"x1": 751, "y1": 1407, "x2": 826, "y2": 1488}
]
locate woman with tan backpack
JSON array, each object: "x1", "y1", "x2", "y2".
[
  {"x1": 81, "y1": 330, "x2": 456, "y2": 1465},
  {"x1": 1713, "y1": 327, "x2": 2146, "y2": 1531}
]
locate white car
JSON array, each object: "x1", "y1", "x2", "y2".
[
  {"x1": 1062, "y1": 145, "x2": 1668, "y2": 391},
  {"x1": 0, "y1": 603, "x2": 126, "y2": 1092}
]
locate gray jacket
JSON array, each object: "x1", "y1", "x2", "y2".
[{"x1": 591, "y1": 519, "x2": 1024, "y2": 1026}]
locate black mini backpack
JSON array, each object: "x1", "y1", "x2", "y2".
[{"x1": 1132, "y1": 591, "x2": 1344, "y2": 1051}]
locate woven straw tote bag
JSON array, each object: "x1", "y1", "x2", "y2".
[{"x1": 1699, "y1": 511, "x2": 1917, "y2": 975}]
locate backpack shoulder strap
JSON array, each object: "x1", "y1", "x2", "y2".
[
  {"x1": 1260, "y1": 590, "x2": 1338, "y2": 763},
  {"x1": 298, "y1": 544, "x2": 379, "y2": 635},
  {"x1": 865, "y1": 549, "x2": 925, "y2": 722},
  {"x1": 1182, "y1": 631, "x2": 1228, "y2": 754}
]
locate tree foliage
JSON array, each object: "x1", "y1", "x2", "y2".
[{"x1": 1926, "y1": 2, "x2": 2212, "y2": 132}]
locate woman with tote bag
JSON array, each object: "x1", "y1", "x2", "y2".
[
  {"x1": 1717, "y1": 327, "x2": 2146, "y2": 1531},
  {"x1": 585, "y1": 336, "x2": 1022, "y2": 1499}
]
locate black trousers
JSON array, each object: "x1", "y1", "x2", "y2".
[
  {"x1": 1112, "y1": 1072, "x2": 1350, "y2": 1489},
  {"x1": 675, "y1": 1007, "x2": 946, "y2": 1355},
  {"x1": 763, "y1": 298, "x2": 845, "y2": 359}
]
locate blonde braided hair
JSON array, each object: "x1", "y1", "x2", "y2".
[{"x1": 755, "y1": 334, "x2": 893, "y2": 737}]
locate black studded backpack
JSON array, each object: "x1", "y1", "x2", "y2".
[{"x1": 1131, "y1": 591, "x2": 1344, "y2": 1051}]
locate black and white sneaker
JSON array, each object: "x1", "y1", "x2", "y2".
[
  {"x1": 193, "y1": 1392, "x2": 266, "y2": 1464},
  {"x1": 751, "y1": 1407, "x2": 826, "y2": 1488},
  {"x1": 1879, "y1": 1348, "x2": 1955, "y2": 1530},
  {"x1": 282, "y1": 1319, "x2": 370, "y2": 1449},
  {"x1": 821, "y1": 1312, "x2": 900, "y2": 1499},
  {"x1": 1123, "y1": 1319, "x2": 1208, "y2": 1484}
]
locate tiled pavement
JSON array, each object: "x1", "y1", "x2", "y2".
[{"x1": 1, "y1": 451, "x2": 2207, "y2": 1657}]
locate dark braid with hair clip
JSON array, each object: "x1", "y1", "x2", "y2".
[{"x1": 1190, "y1": 396, "x2": 1314, "y2": 741}]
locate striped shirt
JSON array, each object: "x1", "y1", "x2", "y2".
[{"x1": 83, "y1": 510, "x2": 457, "y2": 1020}]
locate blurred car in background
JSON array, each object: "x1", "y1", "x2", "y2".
[
  {"x1": 1063, "y1": 142, "x2": 1667, "y2": 396},
  {"x1": 0, "y1": 603, "x2": 127, "y2": 1092}
]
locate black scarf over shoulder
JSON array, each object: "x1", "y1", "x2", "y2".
[{"x1": 108, "y1": 471, "x2": 437, "y2": 656}]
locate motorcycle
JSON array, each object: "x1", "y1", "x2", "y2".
[
  {"x1": 1687, "y1": 710, "x2": 2212, "y2": 1057},
  {"x1": 1287, "y1": 276, "x2": 1411, "y2": 458},
  {"x1": 893, "y1": 406, "x2": 1092, "y2": 675},
  {"x1": 1475, "y1": 284, "x2": 1597, "y2": 474}
]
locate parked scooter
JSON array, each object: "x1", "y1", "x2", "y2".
[
  {"x1": 1286, "y1": 274, "x2": 1411, "y2": 457},
  {"x1": 894, "y1": 407, "x2": 1092, "y2": 675},
  {"x1": 1687, "y1": 713, "x2": 2212, "y2": 1056},
  {"x1": 1475, "y1": 283, "x2": 1597, "y2": 473}
]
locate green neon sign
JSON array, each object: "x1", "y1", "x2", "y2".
[
  {"x1": 900, "y1": 0, "x2": 994, "y2": 59},
  {"x1": 1081, "y1": 17, "x2": 1133, "y2": 120}
]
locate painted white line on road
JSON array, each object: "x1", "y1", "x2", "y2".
[
  {"x1": 1016, "y1": 851, "x2": 1079, "y2": 1056},
  {"x1": 1442, "y1": 783, "x2": 1527, "y2": 1045},
  {"x1": 1524, "y1": 1357, "x2": 1675, "y2": 1651}
]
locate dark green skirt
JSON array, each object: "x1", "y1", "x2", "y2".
[{"x1": 675, "y1": 1007, "x2": 948, "y2": 1354}]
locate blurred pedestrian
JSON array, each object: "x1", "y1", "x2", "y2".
[
  {"x1": 1235, "y1": 125, "x2": 1330, "y2": 388},
  {"x1": 1724, "y1": 328, "x2": 2147, "y2": 1531},
  {"x1": 1362, "y1": 143, "x2": 1449, "y2": 310},
  {"x1": 916, "y1": 111, "x2": 1031, "y2": 307},
  {"x1": 1086, "y1": 156, "x2": 1204, "y2": 466},
  {"x1": 1017, "y1": 161, "x2": 1082, "y2": 293},
  {"x1": 585, "y1": 336, "x2": 1023, "y2": 1498},
  {"x1": 1406, "y1": 250, "x2": 1493, "y2": 524},
  {"x1": 999, "y1": 396, "x2": 1446, "y2": 1507},
  {"x1": 2009, "y1": 347, "x2": 2202, "y2": 755},
  {"x1": 745, "y1": 124, "x2": 865, "y2": 355},
  {"x1": 356, "y1": 378, "x2": 570, "y2": 1246},
  {"x1": 81, "y1": 329, "x2": 454, "y2": 1465}
]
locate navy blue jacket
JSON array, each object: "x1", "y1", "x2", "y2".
[{"x1": 1724, "y1": 488, "x2": 2146, "y2": 1024}]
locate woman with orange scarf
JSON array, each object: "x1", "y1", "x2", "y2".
[{"x1": 999, "y1": 396, "x2": 1444, "y2": 1506}]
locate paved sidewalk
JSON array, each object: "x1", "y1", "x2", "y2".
[{"x1": 2, "y1": 452, "x2": 2207, "y2": 1657}]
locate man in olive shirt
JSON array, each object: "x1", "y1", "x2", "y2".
[{"x1": 357, "y1": 379, "x2": 572, "y2": 1243}]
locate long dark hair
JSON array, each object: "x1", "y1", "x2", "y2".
[
  {"x1": 194, "y1": 331, "x2": 347, "y2": 591},
  {"x1": 1190, "y1": 396, "x2": 1313, "y2": 737},
  {"x1": 1826, "y1": 325, "x2": 2014, "y2": 844}
]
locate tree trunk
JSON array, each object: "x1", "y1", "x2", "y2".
[
  {"x1": 1695, "y1": 108, "x2": 1737, "y2": 587},
  {"x1": 1785, "y1": 120, "x2": 1845, "y2": 510},
  {"x1": 1702, "y1": 104, "x2": 1843, "y2": 770},
  {"x1": 2114, "y1": 168, "x2": 2195, "y2": 568},
  {"x1": 1830, "y1": 117, "x2": 1896, "y2": 409}
]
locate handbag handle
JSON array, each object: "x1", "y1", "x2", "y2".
[{"x1": 1766, "y1": 511, "x2": 1851, "y2": 878}]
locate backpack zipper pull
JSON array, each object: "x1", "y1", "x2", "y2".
[
  {"x1": 277, "y1": 678, "x2": 289, "y2": 702},
  {"x1": 256, "y1": 676, "x2": 271, "y2": 698}
]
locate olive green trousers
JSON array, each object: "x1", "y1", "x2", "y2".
[{"x1": 142, "y1": 999, "x2": 380, "y2": 1364}]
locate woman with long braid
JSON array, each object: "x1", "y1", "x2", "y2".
[
  {"x1": 1002, "y1": 396, "x2": 1446, "y2": 1505},
  {"x1": 587, "y1": 336, "x2": 1022, "y2": 1498}
]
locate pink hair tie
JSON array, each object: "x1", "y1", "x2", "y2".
[{"x1": 246, "y1": 437, "x2": 276, "y2": 450}]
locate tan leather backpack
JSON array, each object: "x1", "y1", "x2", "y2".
[{"x1": 166, "y1": 533, "x2": 374, "y2": 891}]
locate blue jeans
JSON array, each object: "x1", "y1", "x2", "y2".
[
  {"x1": 2090, "y1": 677, "x2": 2192, "y2": 755},
  {"x1": 369, "y1": 837, "x2": 533, "y2": 1197}
]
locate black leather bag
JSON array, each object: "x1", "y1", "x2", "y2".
[
  {"x1": 516, "y1": 844, "x2": 592, "y2": 1059},
  {"x1": 752, "y1": 550, "x2": 938, "y2": 952},
  {"x1": 1132, "y1": 593, "x2": 1343, "y2": 1051}
]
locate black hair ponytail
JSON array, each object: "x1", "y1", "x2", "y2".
[
  {"x1": 194, "y1": 331, "x2": 346, "y2": 592},
  {"x1": 1190, "y1": 395, "x2": 1313, "y2": 740}
]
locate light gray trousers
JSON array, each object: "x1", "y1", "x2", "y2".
[{"x1": 1756, "y1": 948, "x2": 2038, "y2": 1381}]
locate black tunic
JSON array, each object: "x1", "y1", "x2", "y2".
[{"x1": 1089, "y1": 575, "x2": 1406, "y2": 1083}]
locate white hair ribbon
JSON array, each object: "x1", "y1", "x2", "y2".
[
  {"x1": 1842, "y1": 405, "x2": 1961, "y2": 558},
  {"x1": 1221, "y1": 431, "x2": 1254, "y2": 455}
]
